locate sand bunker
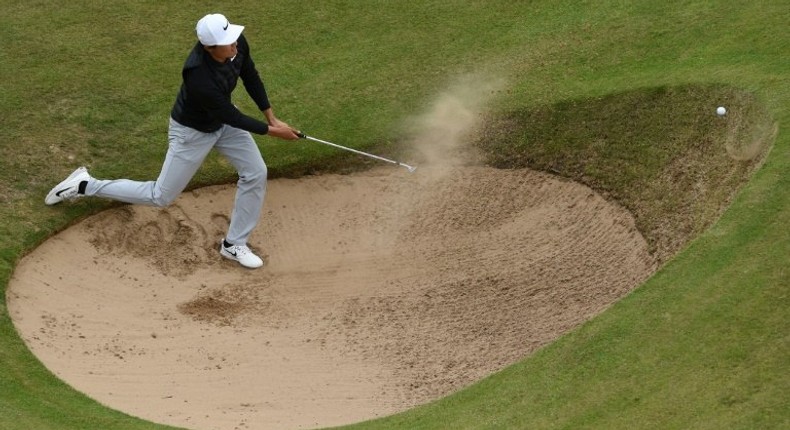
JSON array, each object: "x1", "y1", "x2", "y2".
[{"x1": 7, "y1": 165, "x2": 656, "y2": 430}]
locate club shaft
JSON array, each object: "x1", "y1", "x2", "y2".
[{"x1": 303, "y1": 135, "x2": 413, "y2": 170}]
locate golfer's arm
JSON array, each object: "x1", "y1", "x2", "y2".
[
  {"x1": 263, "y1": 108, "x2": 277, "y2": 124},
  {"x1": 199, "y1": 89, "x2": 270, "y2": 135}
]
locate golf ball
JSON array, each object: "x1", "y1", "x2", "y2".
[{"x1": 717, "y1": 106, "x2": 727, "y2": 116}]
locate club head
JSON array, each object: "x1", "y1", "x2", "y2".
[{"x1": 405, "y1": 165, "x2": 417, "y2": 173}]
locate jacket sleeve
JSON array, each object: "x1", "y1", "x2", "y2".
[{"x1": 237, "y1": 35, "x2": 272, "y2": 112}]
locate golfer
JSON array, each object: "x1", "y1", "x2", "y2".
[{"x1": 45, "y1": 13, "x2": 299, "y2": 269}]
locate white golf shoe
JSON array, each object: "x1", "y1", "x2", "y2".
[
  {"x1": 219, "y1": 239, "x2": 264, "y2": 269},
  {"x1": 45, "y1": 167, "x2": 92, "y2": 205}
]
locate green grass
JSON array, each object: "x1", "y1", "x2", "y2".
[{"x1": 1, "y1": 1, "x2": 788, "y2": 429}]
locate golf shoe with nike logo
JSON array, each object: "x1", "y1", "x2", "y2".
[{"x1": 219, "y1": 239, "x2": 264, "y2": 268}]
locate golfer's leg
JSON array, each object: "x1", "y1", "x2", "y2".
[
  {"x1": 85, "y1": 119, "x2": 214, "y2": 206},
  {"x1": 214, "y1": 126, "x2": 267, "y2": 245}
]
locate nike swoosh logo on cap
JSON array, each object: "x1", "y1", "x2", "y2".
[{"x1": 223, "y1": 20, "x2": 229, "y2": 30}]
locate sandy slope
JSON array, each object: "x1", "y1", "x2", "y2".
[{"x1": 7, "y1": 165, "x2": 656, "y2": 430}]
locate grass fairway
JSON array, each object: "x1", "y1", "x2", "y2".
[{"x1": 2, "y1": 1, "x2": 788, "y2": 429}]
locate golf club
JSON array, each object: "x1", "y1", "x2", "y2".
[{"x1": 295, "y1": 132, "x2": 417, "y2": 173}]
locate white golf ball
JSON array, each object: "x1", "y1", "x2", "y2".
[{"x1": 717, "y1": 106, "x2": 727, "y2": 116}]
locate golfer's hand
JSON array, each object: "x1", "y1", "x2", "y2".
[
  {"x1": 267, "y1": 124, "x2": 300, "y2": 140},
  {"x1": 268, "y1": 117, "x2": 291, "y2": 129}
]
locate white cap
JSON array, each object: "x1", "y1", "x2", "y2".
[{"x1": 196, "y1": 14, "x2": 244, "y2": 46}]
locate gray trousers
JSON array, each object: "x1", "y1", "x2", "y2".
[{"x1": 85, "y1": 118, "x2": 267, "y2": 245}]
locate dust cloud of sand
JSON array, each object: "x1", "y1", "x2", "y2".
[{"x1": 405, "y1": 74, "x2": 505, "y2": 171}]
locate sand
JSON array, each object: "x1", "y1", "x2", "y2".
[
  {"x1": 7, "y1": 79, "x2": 659, "y2": 429},
  {"x1": 7, "y1": 164, "x2": 657, "y2": 430}
]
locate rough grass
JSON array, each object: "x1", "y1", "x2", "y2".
[{"x1": 477, "y1": 84, "x2": 774, "y2": 262}]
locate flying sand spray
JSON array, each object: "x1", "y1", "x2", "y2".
[{"x1": 295, "y1": 74, "x2": 503, "y2": 174}]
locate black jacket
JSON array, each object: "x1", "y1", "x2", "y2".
[{"x1": 170, "y1": 34, "x2": 271, "y2": 134}]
